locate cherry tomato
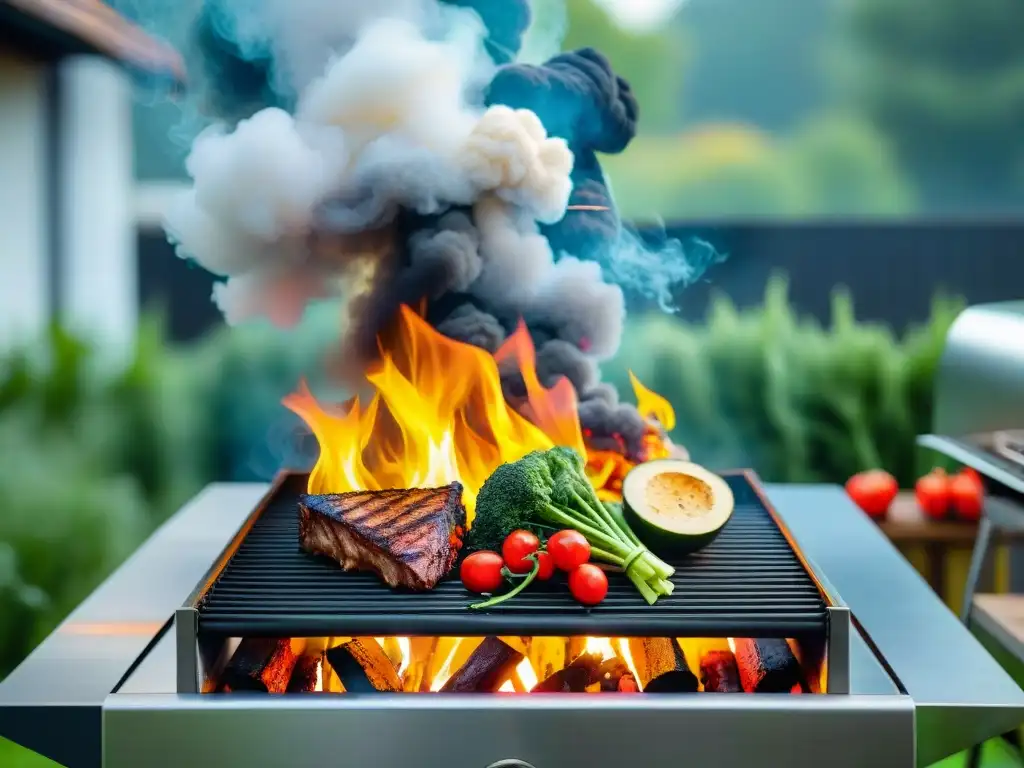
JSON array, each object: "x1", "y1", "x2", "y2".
[
  {"x1": 915, "y1": 469, "x2": 950, "y2": 521},
  {"x1": 460, "y1": 551, "x2": 505, "y2": 593},
  {"x1": 568, "y1": 563, "x2": 608, "y2": 606},
  {"x1": 547, "y1": 529, "x2": 591, "y2": 571},
  {"x1": 535, "y1": 550, "x2": 555, "y2": 581},
  {"x1": 845, "y1": 470, "x2": 898, "y2": 520},
  {"x1": 502, "y1": 530, "x2": 541, "y2": 574},
  {"x1": 949, "y1": 471, "x2": 984, "y2": 522},
  {"x1": 960, "y1": 467, "x2": 982, "y2": 486}
]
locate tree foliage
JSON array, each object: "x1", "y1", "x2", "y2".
[{"x1": 841, "y1": 0, "x2": 1024, "y2": 210}]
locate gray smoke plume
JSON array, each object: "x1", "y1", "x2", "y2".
[{"x1": 163, "y1": 0, "x2": 724, "y2": 460}]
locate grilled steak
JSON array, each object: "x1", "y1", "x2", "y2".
[{"x1": 298, "y1": 483, "x2": 466, "y2": 590}]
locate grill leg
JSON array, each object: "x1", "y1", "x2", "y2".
[
  {"x1": 965, "y1": 743, "x2": 984, "y2": 768},
  {"x1": 960, "y1": 515, "x2": 994, "y2": 624}
]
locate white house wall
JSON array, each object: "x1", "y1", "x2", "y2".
[
  {"x1": 0, "y1": 52, "x2": 49, "y2": 348},
  {"x1": 58, "y1": 55, "x2": 135, "y2": 360}
]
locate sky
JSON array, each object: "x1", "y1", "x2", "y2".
[{"x1": 598, "y1": 0, "x2": 688, "y2": 30}]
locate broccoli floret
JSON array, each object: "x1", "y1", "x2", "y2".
[
  {"x1": 464, "y1": 447, "x2": 676, "y2": 605},
  {"x1": 464, "y1": 450, "x2": 552, "y2": 553}
]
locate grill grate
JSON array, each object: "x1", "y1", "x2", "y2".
[{"x1": 196, "y1": 472, "x2": 829, "y2": 638}]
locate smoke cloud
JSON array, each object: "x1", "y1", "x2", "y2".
[{"x1": 164, "y1": 0, "x2": 726, "y2": 459}]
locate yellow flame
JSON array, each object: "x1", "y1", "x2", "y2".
[
  {"x1": 396, "y1": 637, "x2": 411, "y2": 678},
  {"x1": 516, "y1": 657, "x2": 538, "y2": 691},
  {"x1": 285, "y1": 308, "x2": 585, "y2": 522},
  {"x1": 314, "y1": 658, "x2": 324, "y2": 692},
  {"x1": 616, "y1": 638, "x2": 642, "y2": 688},
  {"x1": 284, "y1": 306, "x2": 674, "y2": 515},
  {"x1": 429, "y1": 638, "x2": 465, "y2": 691},
  {"x1": 584, "y1": 637, "x2": 616, "y2": 660},
  {"x1": 629, "y1": 370, "x2": 676, "y2": 432}
]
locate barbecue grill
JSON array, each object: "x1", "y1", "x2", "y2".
[
  {"x1": 2, "y1": 471, "x2": 1022, "y2": 768},
  {"x1": 919, "y1": 301, "x2": 1024, "y2": 498}
]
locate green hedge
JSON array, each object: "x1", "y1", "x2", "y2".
[
  {"x1": 0, "y1": 317, "x2": 209, "y2": 674},
  {"x1": 0, "y1": 281, "x2": 961, "y2": 677},
  {"x1": 607, "y1": 276, "x2": 962, "y2": 487}
]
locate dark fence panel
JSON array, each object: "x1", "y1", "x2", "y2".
[
  {"x1": 139, "y1": 222, "x2": 1024, "y2": 343},
  {"x1": 663, "y1": 222, "x2": 1023, "y2": 330}
]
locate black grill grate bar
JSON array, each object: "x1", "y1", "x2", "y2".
[
  {"x1": 196, "y1": 472, "x2": 830, "y2": 638},
  {"x1": 199, "y1": 615, "x2": 824, "y2": 638}
]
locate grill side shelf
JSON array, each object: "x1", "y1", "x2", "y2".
[{"x1": 196, "y1": 471, "x2": 830, "y2": 638}]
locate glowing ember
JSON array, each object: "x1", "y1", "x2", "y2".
[{"x1": 284, "y1": 304, "x2": 673, "y2": 515}]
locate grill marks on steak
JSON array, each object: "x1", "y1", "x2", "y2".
[{"x1": 298, "y1": 484, "x2": 466, "y2": 590}]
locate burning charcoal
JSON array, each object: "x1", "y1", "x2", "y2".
[
  {"x1": 441, "y1": 637, "x2": 524, "y2": 693},
  {"x1": 597, "y1": 657, "x2": 636, "y2": 692},
  {"x1": 628, "y1": 638, "x2": 699, "y2": 693},
  {"x1": 533, "y1": 652, "x2": 603, "y2": 693},
  {"x1": 222, "y1": 638, "x2": 299, "y2": 694},
  {"x1": 699, "y1": 651, "x2": 741, "y2": 693},
  {"x1": 287, "y1": 653, "x2": 324, "y2": 693},
  {"x1": 732, "y1": 639, "x2": 804, "y2": 693},
  {"x1": 326, "y1": 638, "x2": 402, "y2": 692}
]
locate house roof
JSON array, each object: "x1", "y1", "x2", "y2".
[{"x1": 1, "y1": 0, "x2": 185, "y2": 84}]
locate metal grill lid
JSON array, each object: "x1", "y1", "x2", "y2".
[{"x1": 195, "y1": 471, "x2": 830, "y2": 638}]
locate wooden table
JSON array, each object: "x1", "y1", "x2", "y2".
[
  {"x1": 972, "y1": 594, "x2": 1024, "y2": 664},
  {"x1": 878, "y1": 493, "x2": 1024, "y2": 600}
]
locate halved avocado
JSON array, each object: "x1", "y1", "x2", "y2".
[{"x1": 622, "y1": 460, "x2": 735, "y2": 556}]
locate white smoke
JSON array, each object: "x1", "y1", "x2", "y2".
[{"x1": 166, "y1": 7, "x2": 594, "y2": 328}]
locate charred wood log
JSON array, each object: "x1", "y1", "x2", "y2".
[
  {"x1": 222, "y1": 638, "x2": 299, "y2": 693},
  {"x1": 732, "y1": 638, "x2": 804, "y2": 693},
  {"x1": 628, "y1": 638, "x2": 699, "y2": 693},
  {"x1": 326, "y1": 638, "x2": 402, "y2": 692},
  {"x1": 440, "y1": 637, "x2": 523, "y2": 692},
  {"x1": 286, "y1": 653, "x2": 324, "y2": 693},
  {"x1": 699, "y1": 650, "x2": 741, "y2": 693},
  {"x1": 533, "y1": 652, "x2": 603, "y2": 692}
]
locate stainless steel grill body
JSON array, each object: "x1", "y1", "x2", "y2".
[
  {"x1": 176, "y1": 471, "x2": 850, "y2": 696},
  {"x1": 2, "y1": 482, "x2": 1022, "y2": 768},
  {"x1": 930, "y1": 301, "x2": 1024, "y2": 437}
]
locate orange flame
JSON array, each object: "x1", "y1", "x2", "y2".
[{"x1": 283, "y1": 304, "x2": 673, "y2": 517}]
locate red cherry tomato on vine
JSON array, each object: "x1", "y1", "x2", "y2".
[
  {"x1": 547, "y1": 530, "x2": 591, "y2": 572},
  {"x1": 460, "y1": 551, "x2": 505, "y2": 593},
  {"x1": 502, "y1": 530, "x2": 541, "y2": 574},
  {"x1": 535, "y1": 550, "x2": 555, "y2": 581},
  {"x1": 568, "y1": 563, "x2": 608, "y2": 606}
]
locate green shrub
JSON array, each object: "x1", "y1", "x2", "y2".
[
  {"x1": 608, "y1": 276, "x2": 962, "y2": 486},
  {"x1": 0, "y1": 319, "x2": 212, "y2": 676}
]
